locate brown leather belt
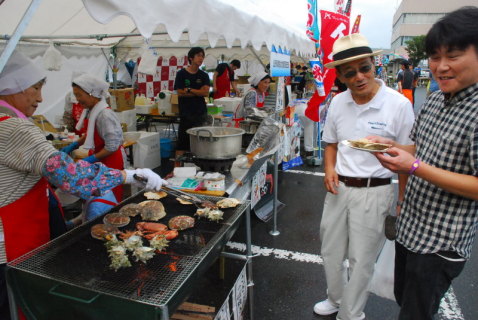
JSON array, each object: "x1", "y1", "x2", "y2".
[{"x1": 338, "y1": 175, "x2": 391, "y2": 188}]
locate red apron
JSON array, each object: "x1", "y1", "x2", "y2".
[
  {"x1": 0, "y1": 117, "x2": 51, "y2": 262},
  {"x1": 213, "y1": 71, "x2": 231, "y2": 99},
  {"x1": 84, "y1": 116, "x2": 124, "y2": 201},
  {"x1": 72, "y1": 103, "x2": 86, "y2": 135}
]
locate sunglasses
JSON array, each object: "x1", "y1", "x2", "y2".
[{"x1": 342, "y1": 64, "x2": 373, "y2": 79}]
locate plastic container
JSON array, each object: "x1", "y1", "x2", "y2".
[{"x1": 160, "y1": 138, "x2": 174, "y2": 158}]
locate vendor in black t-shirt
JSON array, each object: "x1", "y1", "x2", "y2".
[{"x1": 174, "y1": 47, "x2": 210, "y2": 152}]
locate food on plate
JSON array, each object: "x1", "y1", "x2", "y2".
[
  {"x1": 91, "y1": 223, "x2": 116, "y2": 240},
  {"x1": 216, "y1": 198, "x2": 241, "y2": 208},
  {"x1": 144, "y1": 191, "x2": 167, "y2": 200},
  {"x1": 138, "y1": 200, "x2": 166, "y2": 221},
  {"x1": 103, "y1": 213, "x2": 130, "y2": 227},
  {"x1": 348, "y1": 138, "x2": 391, "y2": 151},
  {"x1": 168, "y1": 215, "x2": 195, "y2": 230},
  {"x1": 176, "y1": 197, "x2": 193, "y2": 205},
  {"x1": 119, "y1": 203, "x2": 141, "y2": 217}
]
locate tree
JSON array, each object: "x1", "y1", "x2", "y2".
[{"x1": 405, "y1": 35, "x2": 427, "y2": 66}]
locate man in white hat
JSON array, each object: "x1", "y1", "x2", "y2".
[
  {"x1": 313, "y1": 34, "x2": 415, "y2": 320},
  {"x1": 0, "y1": 51, "x2": 166, "y2": 318}
]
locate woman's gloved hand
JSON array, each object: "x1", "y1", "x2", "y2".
[
  {"x1": 124, "y1": 168, "x2": 168, "y2": 191},
  {"x1": 60, "y1": 141, "x2": 79, "y2": 154},
  {"x1": 82, "y1": 154, "x2": 99, "y2": 163}
]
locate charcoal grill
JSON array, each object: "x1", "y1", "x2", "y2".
[{"x1": 6, "y1": 192, "x2": 250, "y2": 320}]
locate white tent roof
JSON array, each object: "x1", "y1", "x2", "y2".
[{"x1": 1, "y1": 0, "x2": 315, "y2": 59}]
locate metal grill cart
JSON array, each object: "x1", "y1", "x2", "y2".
[{"x1": 6, "y1": 193, "x2": 251, "y2": 320}]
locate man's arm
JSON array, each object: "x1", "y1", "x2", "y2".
[
  {"x1": 323, "y1": 143, "x2": 339, "y2": 195},
  {"x1": 231, "y1": 79, "x2": 239, "y2": 96},
  {"x1": 212, "y1": 71, "x2": 218, "y2": 93},
  {"x1": 190, "y1": 85, "x2": 210, "y2": 97},
  {"x1": 375, "y1": 148, "x2": 478, "y2": 200}
]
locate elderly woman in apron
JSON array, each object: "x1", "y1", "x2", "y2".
[
  {"x1": 233, "y1": 71, "x2": 272, "y2": 126},
  {"x1": 0, "y1": 51, "x2": 166, "y2": 319}
]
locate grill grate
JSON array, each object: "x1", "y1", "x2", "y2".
[{"x1": 8, "y1": 193, "x2": 249, "y2": 307}]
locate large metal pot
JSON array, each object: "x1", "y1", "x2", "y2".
[{"x1": 186, "y1": 126, "x2": 245, "y2": 159}]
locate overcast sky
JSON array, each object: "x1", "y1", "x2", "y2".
[{"x1": 226, "y1": 0, "x2": 401, "y2": 49}]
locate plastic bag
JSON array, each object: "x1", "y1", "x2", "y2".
[
  {"x1": 369, "y1": 240, "x2": 396, "y2": 301},
  {"x1": 246, "y1": 117, "x2": 284, "y2": 158},
  {"x1": 43, "y1": 41, "x2": 63, "y2": 71},
  {"x1": 138, "y1": 43, "x2": 158, "y2": 75}
]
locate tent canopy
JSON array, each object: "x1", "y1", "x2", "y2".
[
  {"x1": 1, "y1": 0, "x2": 315, "y2": 60},
  {"x1": 0, "y1": 0, "x2": 314, "y2": 124}
]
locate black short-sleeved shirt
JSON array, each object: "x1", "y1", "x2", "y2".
[
  {"x1": 174, "y1": 68, "x2": 210, "y2": 118},
  {"x1": 397, "y1": 69, "x2": 414, "y2": 89}
]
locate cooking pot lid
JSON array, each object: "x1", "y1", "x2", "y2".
[{"x1": 186, "y1": 126, "x2": 245, "y2": 137}]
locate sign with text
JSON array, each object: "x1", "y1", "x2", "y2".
[{"x1": 270, "y1": 46, "x2": 291, "y2": 77}]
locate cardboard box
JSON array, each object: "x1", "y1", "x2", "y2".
[
  {"x1": 170, "y1": 94, "x2": 178, "y2": 104},
  {"x1": 108, "y1": 88, "x2": 134, "y2": 111},
  {"x1": 31, "y1": 115, "x2": 58, "y2": 133}
]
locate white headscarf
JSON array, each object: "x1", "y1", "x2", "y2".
[
  {"x1": 73, "y1": 73, "x2": 110, "y2": 150},
  {"x1": 248, "y1": 71, "x2": 269, "y2": 87},
  {"x1": 0, "y1": 51, "x2": 46, "y2": 95},
  {"x1": 72, "y1": 73, "x2": 110, "y2": 99}
]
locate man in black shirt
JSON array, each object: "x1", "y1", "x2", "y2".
[
  {"x1": 174, "y1": 47, "x2": 210, "y2": 151},
  {"x1": 397, "y1": 60, "x2": 414, "y2": 105}
]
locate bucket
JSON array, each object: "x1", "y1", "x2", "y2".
[{"x1": 160, "y1": 138, "x2": 174, "y2": 158}]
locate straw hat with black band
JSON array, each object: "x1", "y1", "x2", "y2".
[{"x1": 324, "y1": 34, "x2": 382, "y2": 69}]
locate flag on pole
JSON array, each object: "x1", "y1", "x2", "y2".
[
  {"x1": 306, "y1": 0, "x2": 320, "y2": 44},
  {"x1": 344, "y1": 0, "x2": 352, "y2": 17},
  {"x1": 334, "y1": 0, "x2": 346, "y2": 15},
  {"x1": 305, "y1": 11, "x2": 350, "y2": 121},
  {"x1": 351, "y1": 15, "x2": 361, "y2": 33}
]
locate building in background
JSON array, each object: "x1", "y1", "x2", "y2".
[{"x1": 391, "y1": 0, "x2": 477, "y2": 57}]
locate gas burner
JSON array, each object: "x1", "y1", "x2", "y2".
[{"x1": 192, "y1": 157, "x2": 236, "y2": 173}]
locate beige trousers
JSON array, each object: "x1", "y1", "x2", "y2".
[{"x1": 320, "y1": 182, "x2": 394, "y2": 320}]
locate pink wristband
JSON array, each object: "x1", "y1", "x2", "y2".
[{"x1": 409, "y1": 158, "x2": 420, "y2": 175}]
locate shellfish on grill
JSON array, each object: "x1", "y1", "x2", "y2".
[
  {"x1": 138, "y1": 200, "x2": 166, "y2": 221},
  {"x1": 119, "y1": 203, "x2": 141, "y2": 217}
]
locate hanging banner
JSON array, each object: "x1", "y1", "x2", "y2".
[
  {"x1": 352, "y1": 14, "x2": 361, "y2": 33},
  {"x1": 344, "y1": 0, "x2": 352, "y2": 17},
  {"x1": 334, "y1": 0, "x2": 346, "y2": 15},
  {"x1": 305, "y1": 10, "x2": 350, "y2": 122},
  {"x1": 306, "y1": 0, "x2": 320, "y2": 43},
  {"x1": 270, "y1": 46, "x2": 291, "y2": 77}
]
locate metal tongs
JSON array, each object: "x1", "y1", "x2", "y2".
[
  {"x1": 133, "y1": 174, "x2": 216, "y2": 209},
  {"x1": 162, "y1": 186, "x2": 217, "y2": 209}
]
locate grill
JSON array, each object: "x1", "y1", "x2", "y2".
[{"x1": 7, "y1": 192, "x2": 250, "y2": 320}]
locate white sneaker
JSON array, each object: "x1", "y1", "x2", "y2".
[{"x1": 313, "y1": 299, "x2": 339, "y2": 315}]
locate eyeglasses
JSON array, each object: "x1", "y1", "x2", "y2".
[{"x1": 342, "y1": 64, "x2": 373, "y2": 79}]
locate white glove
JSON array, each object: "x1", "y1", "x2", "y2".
[{"x1": 124, "y1": 168, "x2": 168, "y2": 191}]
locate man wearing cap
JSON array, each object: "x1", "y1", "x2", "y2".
[
  {"x1": 372, "y1": 7, "x2": 478, "y2": 319},
  {"x1": 313, "y1": 34, "x2": 415, "y2": 320},
  {"x1": 0, "y1": 51, "x2": 166, "y2": 318}
]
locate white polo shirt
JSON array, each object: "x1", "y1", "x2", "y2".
[{"x1": 322, "y1": 79, "x2": 415, "y2": 178}]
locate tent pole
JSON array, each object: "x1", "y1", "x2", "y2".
[
  {"x1": 0, "y1": 0, "x2": 43, "y2": 73},
  {"x1": 248, "y1": 47, "x2": 266, "y2": 70}
]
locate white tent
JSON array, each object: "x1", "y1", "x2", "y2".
[{"x1": 0, "y1": 0, "x2": 315, "y2": 124}]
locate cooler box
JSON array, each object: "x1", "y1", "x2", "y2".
[
  {"x1": 213, "y1": 97, "x2": 242, "y2": 113},
  {"x1": 132, "y1": 131, "x2": 161, "y2": 168}
]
